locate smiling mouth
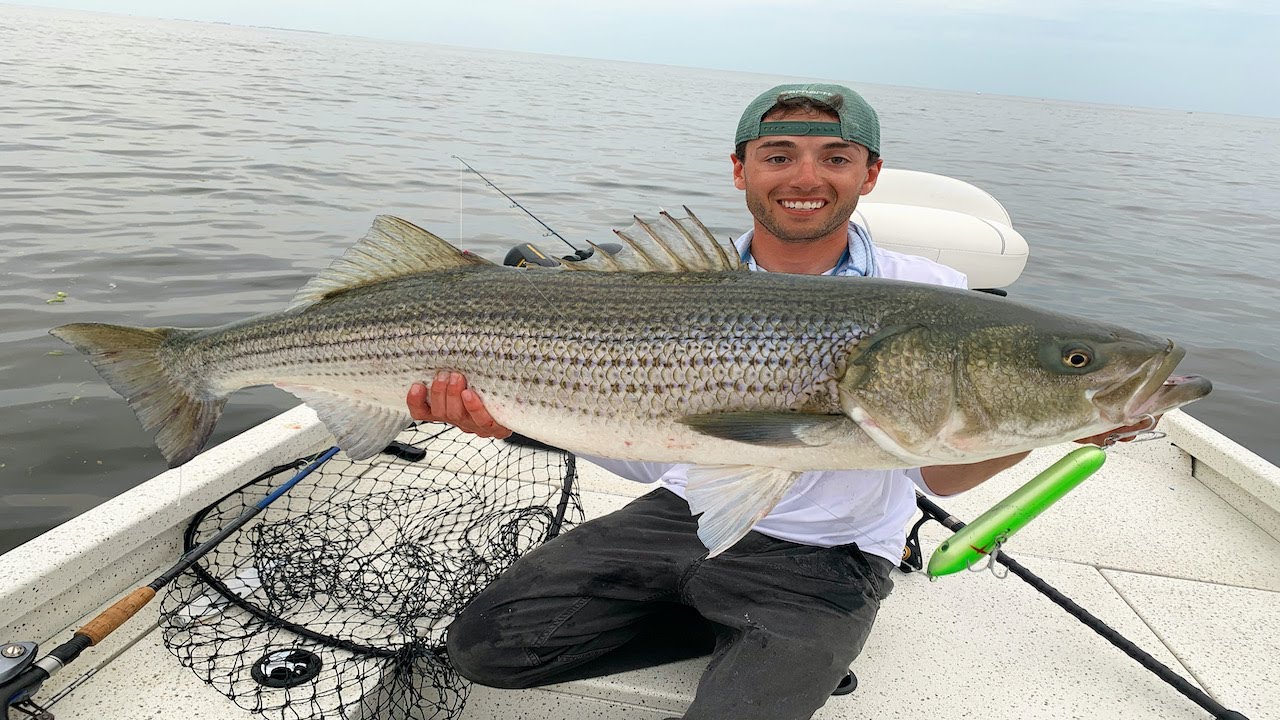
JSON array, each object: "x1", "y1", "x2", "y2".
[{"x1": 780, "y1": 200, "x2": 827, "y2": 211}]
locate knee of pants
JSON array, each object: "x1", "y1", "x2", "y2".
[{"x1": 445, "y1": 608, "x2": 538, "y2": 689}]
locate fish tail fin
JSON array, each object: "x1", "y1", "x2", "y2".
[{"x1": 50, "y1": 323, "x2": 227, "y2": 467}]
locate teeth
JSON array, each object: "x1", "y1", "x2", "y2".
[{"x1": 782, "y1": 200, "x2": 825, "y2": 210}]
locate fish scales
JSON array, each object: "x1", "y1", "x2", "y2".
[{"x1": 187, "y1": 267, "x2": 876, "y2": 427}]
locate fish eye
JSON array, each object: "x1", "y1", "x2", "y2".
[
  {"x1": 1063, "y1": 347, "x2": 1093, "y2": 369},
  {"x1": 1040, "y1": 341, "x2": 1103, "y2": 376}
]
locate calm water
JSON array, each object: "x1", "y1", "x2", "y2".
[{"x1": 2, "y1": 6, "x2": 1278, "y2": 553}]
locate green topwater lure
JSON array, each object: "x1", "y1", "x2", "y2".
[{"x1": 927, "y1": 445, "x2": 1108, "y2": 578}]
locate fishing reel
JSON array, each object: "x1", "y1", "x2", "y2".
[
  {"x1": 503, "y1": 242, "x2": 622, "y2": 268},
  {"x1": 0, "y1": 642, "x2": 52, "y2": 719}
]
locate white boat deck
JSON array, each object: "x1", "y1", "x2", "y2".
[{"x1": 2, "y1": 407, "x2": 1276, "y2": 720}]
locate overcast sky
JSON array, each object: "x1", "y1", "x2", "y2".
[{"x1": 18, "y1": 0, "x2": 1280, "y2": 118}]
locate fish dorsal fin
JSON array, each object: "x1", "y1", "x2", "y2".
[
  {"x1": 290, "y1": 215, "x2": 493, "y2": 308},
  {"x1": 560, "y1": 207, "x2": 743, "y2": 273}
]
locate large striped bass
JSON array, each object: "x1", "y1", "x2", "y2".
[{"x1": 51, "y1": 210, "x2": 1211, "y2": 555}]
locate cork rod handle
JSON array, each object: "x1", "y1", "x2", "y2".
[{"x1": 77, "y1": 587, "x2": 156, "y2": 645}]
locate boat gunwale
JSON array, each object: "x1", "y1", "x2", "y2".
[{"x1": 1, "y1": 406, "x2": 1275, "y2": 650}]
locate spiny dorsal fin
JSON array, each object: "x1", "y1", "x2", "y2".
[
  {"x1": 290, "y1": 215, "x2": 493, "y2": 308},
  {"x1": 560, "y1": 207, "x2": 743, "y2": 273}
]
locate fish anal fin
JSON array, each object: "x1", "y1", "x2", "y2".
[
  {"x1": 685, "y1": 465, "x2": 802, "y2": 557},
  {"x1": 679, "y1": 412, "x2": 857, "y2": 448},
  {"x1": 276, "y1": 383, "x2": 410, "y2": 460},
  {"x1": 290, "y1": 215, "x2": 493, "y2": 309}
]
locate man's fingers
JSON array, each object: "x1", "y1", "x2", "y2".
[
  {"x1": 1076, "y1": 414, "x2": 1167, "y2": 445},
  {"x1": 444, "y1": 372, "x2": 467, "y2": 424},
  {"x1": 410, "y1": 372, "x2": 511, "y2": 438},
  {"x1": 407, "y1": 382, "x2": 431, "y2": 421},
  {"x1": 460, "y1": 388, "x2": 492, "y2": 424},
  {"x1": 428, "y1": 371, "x2": 450, "y2": 422},
  {"x1": 461, "y1": 388, "x2": 512, "y2": 439}
]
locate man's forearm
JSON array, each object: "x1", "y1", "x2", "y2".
[{"x1": 919, "y1": 451, "x2": 1031, "y2": 496}]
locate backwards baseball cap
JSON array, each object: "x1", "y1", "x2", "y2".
[{"x1": 735, "y1": 83, "x2": 880, "y2": 155}]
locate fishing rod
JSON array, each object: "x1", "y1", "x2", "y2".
[
  {"x1": 451, "y1": 155, "x2": 621, "y2": 264},
  {"x1": 452, "y1": 154, "x2": 585, "y2": 259},
  {"x1": 905, "y1": 488, "x2": 1251, "y2": 720},
  {"x1": 0, "y1": 447, "x2": 341, "y2": 720}
]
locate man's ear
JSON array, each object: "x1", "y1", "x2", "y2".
[
  {"x1": 732, "y1": 153, "x2": 747, "y2": 190},
  {"x1": 861, "y1": 157, "x2": 883, "y2": 196}
]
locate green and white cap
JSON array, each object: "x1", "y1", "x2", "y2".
[{"x1": 735, "y1": 83, "x2": 880, "y2": 155}]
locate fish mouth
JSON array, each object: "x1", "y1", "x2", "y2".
[
  {"x1": 1093, "y1": 340, "x2": 1211, "y2": 423},
  {"x1": 1132, "y1": 374, "x2": 1213, "y2": 416}
]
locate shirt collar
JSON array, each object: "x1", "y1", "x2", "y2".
[{"x1": 733, "y1": 222, "x2": 874, "y2": 277}]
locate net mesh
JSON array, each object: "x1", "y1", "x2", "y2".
[{"x1": 159, "y1": 423, "x2": 582, "y2": 720}]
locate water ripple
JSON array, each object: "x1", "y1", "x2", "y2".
[{"x1": 2, "y1": 4, "x2": 1278, "y2": 553}]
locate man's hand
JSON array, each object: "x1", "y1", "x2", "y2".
[
  {"x1": 1074, "y1": 414, "x2": 1164, "y2": 447},
  {"x1": 407, "y1": 371, "x2": 513, "y2": 439},
  {"x1": 921, "y1": 414, "x2": 1165, "y2": 496}
]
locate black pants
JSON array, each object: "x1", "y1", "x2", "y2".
[{"x1": 446, "y1": 489, "x2": 895, "y2": 720}]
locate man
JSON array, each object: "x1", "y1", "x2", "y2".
[{"x1": 407, "y1": 84, "x2": 1121, "y2": 719}]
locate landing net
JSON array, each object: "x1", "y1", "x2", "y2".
[{"x1": 159, "y1": 423, "x2": 582, "y2": 720}]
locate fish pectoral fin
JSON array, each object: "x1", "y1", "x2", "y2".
[
  {"x1": 679, "y1": 412, "x2": 857, "y2": 447},
  {"x1": 276, "y1": 384, "x2": 410, "y2": 461},
  {"x1": 684, "y1": 465, "x2": 802, "y2": 557}
]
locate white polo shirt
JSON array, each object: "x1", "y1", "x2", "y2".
[{"x1": 584, "y1": 224, "x2": 968, "y2": 563}]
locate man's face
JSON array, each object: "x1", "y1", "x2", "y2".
[{"x1": 732, "y1": 108, "x2": 882, "y2": 245}]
